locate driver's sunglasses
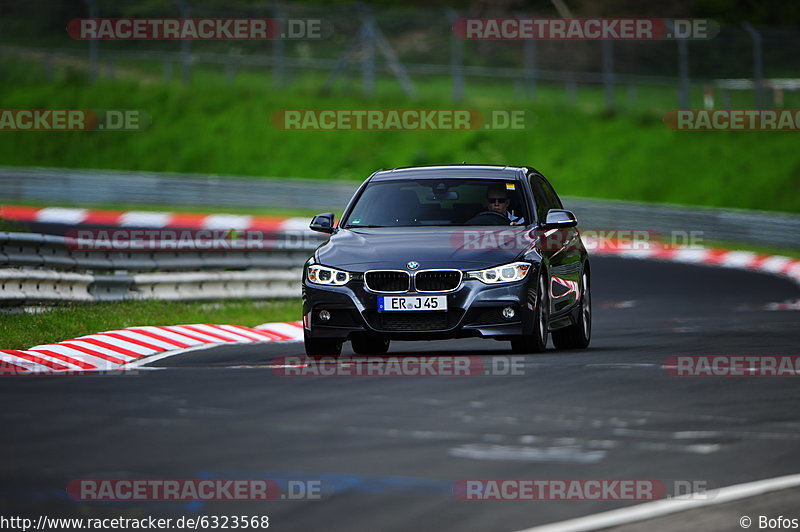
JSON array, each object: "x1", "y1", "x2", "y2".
[{"x1": 487, "y1": 197, "x2": 509, "y2": 204}]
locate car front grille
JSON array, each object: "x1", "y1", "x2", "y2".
[
  {"x1": 364, "y1": 271, "x2": 410, "y2": 293},
  {"x1": 415, "y1": 270, "x2": 462, "y2": 292},
  {"x1": 367, "y1": 311, "x2": 450, "y2": 331}
]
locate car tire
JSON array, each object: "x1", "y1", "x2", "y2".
[
  {"x1": 510, "y1": 272, "x2": 549, "y2": 354},
  {"x1": 552, "y1": 271, "x2": 591, "y2": 350},
  {"x1": 351, "y1": 335, "x2": 391, "y2": 355},
  {"x1": 304, "y1": 331, "x2": 343, "y2": 357}
]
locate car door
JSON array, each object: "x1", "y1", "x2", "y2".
[{"x1": 529, "y1": 172, "x2": 582, "y2": 315}]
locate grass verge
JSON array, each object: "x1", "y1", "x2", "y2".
[
  {"x1": 0, "y1": 199, "x2": 327, "y2": 219},
  {"x1": 0, "y1": 56, "x2": 798, "y2": 213},
  {"x1": 0, "y1": 298, "x2": 301, "y2": 351}
]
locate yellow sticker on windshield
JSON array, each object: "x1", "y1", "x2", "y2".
[{"x1": 506, "y1": 183, "x2": 515, "y2": 190}]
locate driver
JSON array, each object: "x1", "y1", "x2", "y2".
[{"x1": 486, "y1": 186, "x2": 525, "y2": 225}]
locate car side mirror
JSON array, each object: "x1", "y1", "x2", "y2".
[
  {"x1": 542, "y1": 209, "x2": 577, "y2": 229},
  {"x1": 310, "y1": 212, "x2": 336, "y2": 234}
]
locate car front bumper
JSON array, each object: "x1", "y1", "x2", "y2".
[{"x1": 302, "y1": 274, "x2": 539, "y2": 341}]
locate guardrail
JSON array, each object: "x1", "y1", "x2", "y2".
[
  {"x1": 2, "y1": 166, "x2": 799, "y2": 250},
  {"x1": 0, "y1": 166, "x2": 359, "y2": 211},
  {"x1": 564, "y1": 197, "x2": 800, "y2": 251},
  {"x1": 0, "y1": 231, "x2": 321, "y2": 304}
]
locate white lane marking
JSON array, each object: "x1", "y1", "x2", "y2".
[
  {"x1": 671, "y1": 248, "x2": 712, "y2": 263},
  {"x1": 600, "y1": 300, "x2": 637, "y2": 309},
  {"x1": 616, "y1": 248, "x2": 659, "y2": 259},
  {"x1": 585, "y1": 363, "x2": 659, "y2": 369},
  {"x1": 720, "y1": 250, "x2": 758, "y2": 268},
  {"x1": 202, "y1": 214, "x2": 253, "y2": 230},
  {"x1": 36, "y1": 207, "x2": 88, "y2": 224},
  {"x1": 118, "y1": 211, "x2": 172, "y2": 227},
  {"x1": 613, "y1": 427, "x2": 800, "y2": 442},
  {"x1": 765, "y1": 300, "x2": 800, "y2": 311},
  {"x1": 759, "y1": 255, "x2": 792, "y2": 273},
  {"x1": 281, "y1": 217, "x2": 315, "y2": 231},
  {"x1": 628, "y1": 442, "x2": 721, "y2": 454},
  {"x1": 449, "y1": 443, "x2": 606, "y2": 464},
  {"x1": 511, "y1": 473, "x2": 800, "y2": 532}
]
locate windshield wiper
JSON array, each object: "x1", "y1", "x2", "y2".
[{"x1": 344, "y1": 224, "x2": 385, "y2": 229}]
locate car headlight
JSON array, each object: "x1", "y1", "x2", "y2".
[
  {"x1": 467, "y1": 262, "x2": 531, "y2": 284},
  {"x1": 307, "y1": 264, "x2": 350, "y2": 286}
]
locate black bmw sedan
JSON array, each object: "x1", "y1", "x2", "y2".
[{"x1": 302, "y1": 165, "x2": 591, "y2": 356}]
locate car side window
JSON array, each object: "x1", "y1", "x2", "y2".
[
  {"x1": 528, "y1": 174, "x2": 550, "y2": 223},
  {"x1": 537, "y1": 175, "x2": 563, "y2": 211}
]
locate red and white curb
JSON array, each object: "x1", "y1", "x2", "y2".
[
  {"x1": 586, "y1": 238, "x2": 800, "y2": 286},
  {"x1": 3, "y1": 204, "x2": 797, "y2": 285},
  {"x1": 0, "y1": 205, "x2": 311, "y2": 232},
  {"x1": 0, "y1": 321, "x2": 303, "y2": 375}
]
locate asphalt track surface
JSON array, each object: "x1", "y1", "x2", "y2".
[{"x1": 1, "y1": 256, "x2": 799, "y2": 531}]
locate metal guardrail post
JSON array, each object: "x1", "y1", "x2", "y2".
[
  {"x1": 743, "y1": 23, "x2": 765, "y2": 109},
  {"x1": 677, "y1": 38, "x2": 690, "y2": 109},
  {"x1": 84, "y1": 0, "x2": 99, "y2": 85},
  {"x1": 174, "y1": 0, "x2": 192, "y2": 84},
  {"x1": 523, "y1": 36, "x2": 536, "y2": 101},
  {"x1": 602, "y1": 40, "x2": 615, "y2": 111},
  {"x1": 362, "y1": 11, "x2": 376, "y2": 97},
  {"x1": 446, "y1": 9, "x2": 464, "y2": 103},
  {"x1": 272, "y1": 3, "x2": 286, "y2": 88}
]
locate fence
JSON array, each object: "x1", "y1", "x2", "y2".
[{"x1": 2, "y1": 2, "x2": 799, "y2": 110}]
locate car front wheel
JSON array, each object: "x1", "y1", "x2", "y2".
[
  {"x1": 552, "y1": 271, "x2": 591, "y2": 349},
  {"x1": 510, "y1": 272, "x2": 549, "y2": 354}
]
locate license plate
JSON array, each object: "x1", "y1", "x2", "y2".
[{"x1": 378, "y1": 295, "x2": 447, "y2": 312}]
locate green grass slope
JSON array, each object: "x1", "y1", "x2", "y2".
[{"x1": 0, "y1": 58, "x2": 797, "y2": 212}]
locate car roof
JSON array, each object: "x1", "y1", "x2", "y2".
[{"x1": 369, "y1": 165, "x2": 525, "y2": 182}]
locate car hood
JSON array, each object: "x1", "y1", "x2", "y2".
[{"x1": 315, "y1": 227, "x2": 534, "y2": 271}]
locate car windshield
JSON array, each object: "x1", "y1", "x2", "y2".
[{"x1": 343, "y1": 178, "x2": 529, "y2": 228}]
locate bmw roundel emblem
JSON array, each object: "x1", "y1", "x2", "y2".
[{"x1": 407, "y1": 261, "x2": 420, "y2": 270}]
